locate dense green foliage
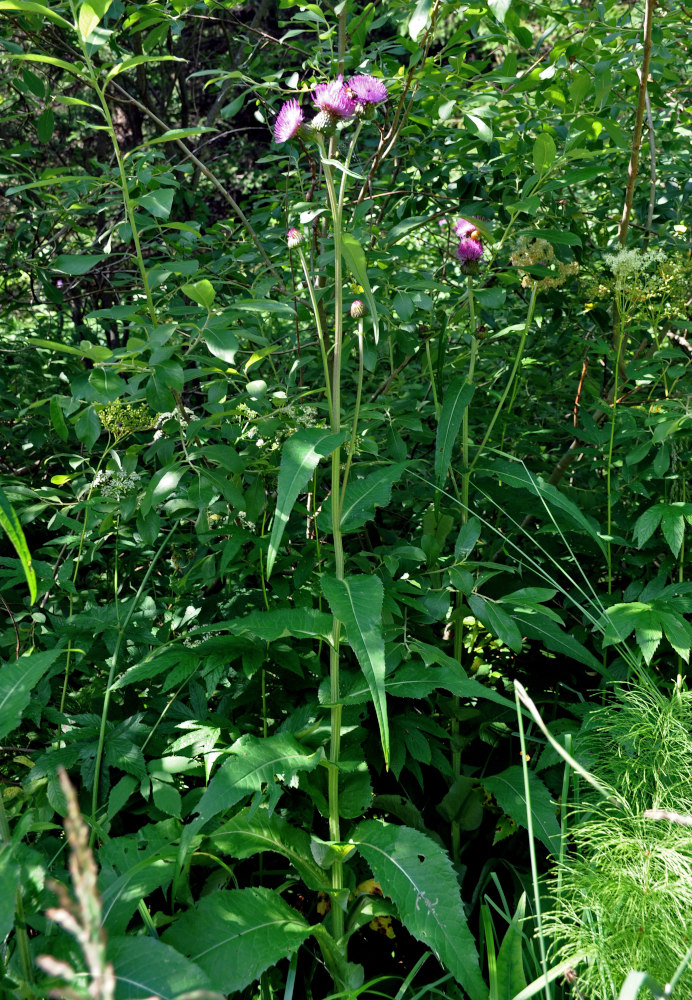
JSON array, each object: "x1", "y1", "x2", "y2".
[{"x1": 1, "y1": 0, "x2": 692, "y2": 998}]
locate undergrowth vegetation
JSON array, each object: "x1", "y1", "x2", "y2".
[{"x1": 1, "y1": 0, "x2": 691, "y2": 998}]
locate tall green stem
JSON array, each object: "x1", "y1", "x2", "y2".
[{"x1": 318, "y1": 138, "x2": 346, "y2": 942}]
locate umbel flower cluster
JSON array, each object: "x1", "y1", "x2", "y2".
[
  {"x1": 511, "y1": 236, "x2": 578, "y2": 290},
  {"x1": 274, "y1": 73, "x2": 387, "y2": 143}
]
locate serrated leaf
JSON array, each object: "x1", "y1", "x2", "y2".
[
  {"x1": 162, "y1": 888, "x2": 313, "y2": 994},
  {"x1": 633, "y1": 505, "x2": 664, "y2": 548},
  {"x1": 209, "y1": 807, "x2": 329, "y2": 889},
  {"x1": 320, "y1": 464, "x2": 406, "y2": 533},
  {"x1": 322, "y1": 575, "x2": 389, "y2": 766},
  {"x1": 482, "y1": 766, "x2": 561, "y2": 854},
  {"x1": 0, "y1": 485, "x2": 37, "y2": 602},
  {"x1": 656, "y1": 609, "x2": 692, "y2": 662},
  {"x1": 229, "y1": 607, "x2": 334, "y2": 642},
  {"x1": 102, "y1": 856, "x2": 175, "y2": 935},
  {"x1": 352, "y1": 821, "x2": 486, "y2": 1000},
  {"x1": 267, "y1": 428, "x2": 346, "y2": 577},
  {"x1": 660, "y1": 506, "x2": 685, "y2": 557},
  {"x1": 467, "y1": 594, "x2": 523, "y2": 652},
  {"x1": 435, "y1": 378, "x2": 474, "y2": 485},
  {"x1": 0, "y1": 649, "x2": 61, "y2": 740},
  {"x1": 111, "y1": 646, "x2": 196, "y2": 690},
  {"x1": 194, "y1": 734, "x2": 322, "y2": 826},
  {"x1": 602, "y1": 602, "x2": 653, "y2": 648},
  {"x1": 109, "y1": 935, "x2": 219, "y2": 1000}
]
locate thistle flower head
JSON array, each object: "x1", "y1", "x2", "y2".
[
  {"x1": 350, "y1": 299, "x2": 365, "y2": 319},
  {"x1": 347, "y1": 74, "x2": 388, "y2": 106},
  {"x1": 454, "y1": 217, "x2": 481, "y2": 239},
  {"x1": 310, "y1": 109, "x2": 337, "y2": 137},
  {"x1": 313, "y1": 75, "x2": 356, "y2": 119},
  {"x1": 287, "y1": 228, "x2": 305, "y2": 249},
  {"x1": 456, "y1": 237, "x2": 484, "y2": 271},
  {"x1": 274, "y1": 99, "x2": 305, "y2": 143}
]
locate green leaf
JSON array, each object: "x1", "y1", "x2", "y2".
[
  {"x1": 533, "y1": 133, "x2": 557, "y2": 172},
  {"x1": 482, "y1": 766, "x2": 561, "y2": 854},
  {"x1": 108, "y1": 934, "x2": 220, "y2": 1000},
  {"x1": 162, "y1": 888, "x2": 313, "y2": 994},
  {"x1": 487, "y1": 459, "x2": 605, "y2": 554},
  {"x1": 136, "y1": 188, "x2": 174, "y2": 220},
  {"x1": 467, "y1": 594, "x2": 523, "y2": 653},
  {"x1": 266, "y1": 428, "x2": 345, "y2": 577},
  {"x1": 341, "y1": 234, "x2": 380, "y2": 342},
  {"x1": 53, "y1": 253, "x2": 107, "y2": 275},
  {"x1": 0, "y1": 649, "x2": 61, "y2": 741},
  {"x1": 0, "y1": 1, "x2": 73, "y2": 29},
  {"x1": 633, "y1": 505, "x2": 664, "y2": 548},
  {"x1": 182, "y1": 278, "x2": 215, "y2": 309},
  {"x1": 602, "y1": 602, "x2": 653, "y2": 648},
  {"x1": 0, "y1": 485, "x2": 37, "y2": 602},
  {"x1": 465, "y1": 113, "x2": 493, "y2": 142},
  {"x1": 102, "y1": 856, "x2": 175, "y2": 935},
  {"x1": 0, "y1": 845, "x2": 19, "y2": 942},
  {"x1": 203, "y1": 326, "x2": 238, "y2": 363},
  {"x1": 105, "y1": 54, "x2": 184, "y2": 83},
  {"x1": 488, "y1": 0, "x2": 512, "y2": 22},
  {"x1": 209, "y1": 806, "x2": 329, "y2": 890},
  {"x1": 194, "y1": 734, "x2": 322, "y2": 826},
  {"x1": 320, "y1": 464, "x2": 406, "y2": 533},
  {"x1": 321, "y1": 575, "x2": 389, "y2": 766},
  {"x1": 78, "y1": 0, "x2": 113, "y2": 41},
  {"x1": 140, "y1": 463, "x2": 184, "y2": 515},
  {"x1": 36, "y1": 106, "x2": 54, "y2": 142},
  {"x1": 228, "y1": 607, "x2": 334, "y2": 642},
  {"x1": 661, "y1": 506, "x2": 685, "y2": 557},
  {"x1": 435, "y1": 378, "x2": 474, "y2": 485},
  {"x1": 409, "y1": 0, "x2": 433, "y2": 40},
  {"x1": 146, "y1": 360, "x2": 184, "y2": 410},
  {"x1": 352, "y1": 821, "x2": 487, "y2": 1000},
  {"x1": 511, "y1": 611, "x2": 604, "y2": 672},
  {"x1": 495, "y1": 893, "x2": 528, "y2": 999},
  {"x1": 656, "y1": 609, "x2": 692, "y2": 662},
  {"x1": 50, "y1": 396, "x2": 69, "y2": 442}
]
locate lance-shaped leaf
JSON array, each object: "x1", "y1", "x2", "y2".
[
  {"x1": 352, "y1": 821, "x2": 487, "y2": 1000},
  {"x1": 482, "y1": 766, "x2": 561, "y2": 854},
  {"x1": 435, "y1": 377, "x2": 474, "y2": 485},
  {"x1": 228, "y1": 607, "x2": 334, "y2": 642},
  {"x1": 195, "y1": 734, "x2": 323, "y2": 826},
  {"x1": 267, "y1": 428, "x2": 345, "y2": 578},
  {"x1": 321, "y1": 575, "x2": 389, "y2": 766},
  {"x1": 341, "y1": 233, "x2": 380, "y2": 343},
  {"x1": 0, "y1": 485, "x2": 37, "y2": 603},
  {"x1": 319, "y1": 464, "x2": 406, "y2": 534},
  {"x1": 162, "y1": 888, "x2": 313, "y2": 994},
  {"x1": 209, "y1": 807, "x2": 329, "y2": 890}
]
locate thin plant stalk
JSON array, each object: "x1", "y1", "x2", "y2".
[
  {"x1": 90, "y1": 520, "x2": 179, "y2": 843},
  {"x1": 606, "y1": 317, "x2": 626, "y2": 595},
  {"x1": 340, "y1": 315, "x2": 365, "y2": 512}
]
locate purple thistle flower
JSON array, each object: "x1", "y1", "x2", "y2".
[
  {"x1": 274, "y1": 99, "x2": 305, "y2": 143},
  {"x1": 456, "y1": 238, "x2": 484, "y2": 265},
  {"x1": 312, "y1": 75, "x2": 356, "y2": 119},
  {"x1": 347, "y1": 74, "x2": 388, "y2": 105},
  {"x1": 453, "y1": 217, "x2": 480, "y2": 239},
  {"x1": 287, "y1": 228, "x2": 305, "y2": 248},
  {"x1": 350, "y1": 299, "x2": 365, "y2": 319}
]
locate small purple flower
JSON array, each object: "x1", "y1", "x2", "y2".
[
  {"x1": 313, "y1": 75, "x2": 356, "y2": 119},
  {"x1": 274, "y1": 99, "x2": 305, "y2": 143},
  {"x1": 287, "y1": 228, "x2": 305, "y2": 248},
  {"x1": 347, "y1": 74, "x2": 388, "y2": 106},
  {"x1": 350, "y1": 299, "x2": 365, "y2": 319}
]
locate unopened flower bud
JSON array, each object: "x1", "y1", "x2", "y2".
[
  {"x1": 287, "y1": 228, "x2": 305, "y2": 248},
  {"x1": 310, "y1": 110, "x2": 337, "y2": 137},
  {"x1": 350, "y1": 299, "x2": 365, "y2": 319}
]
